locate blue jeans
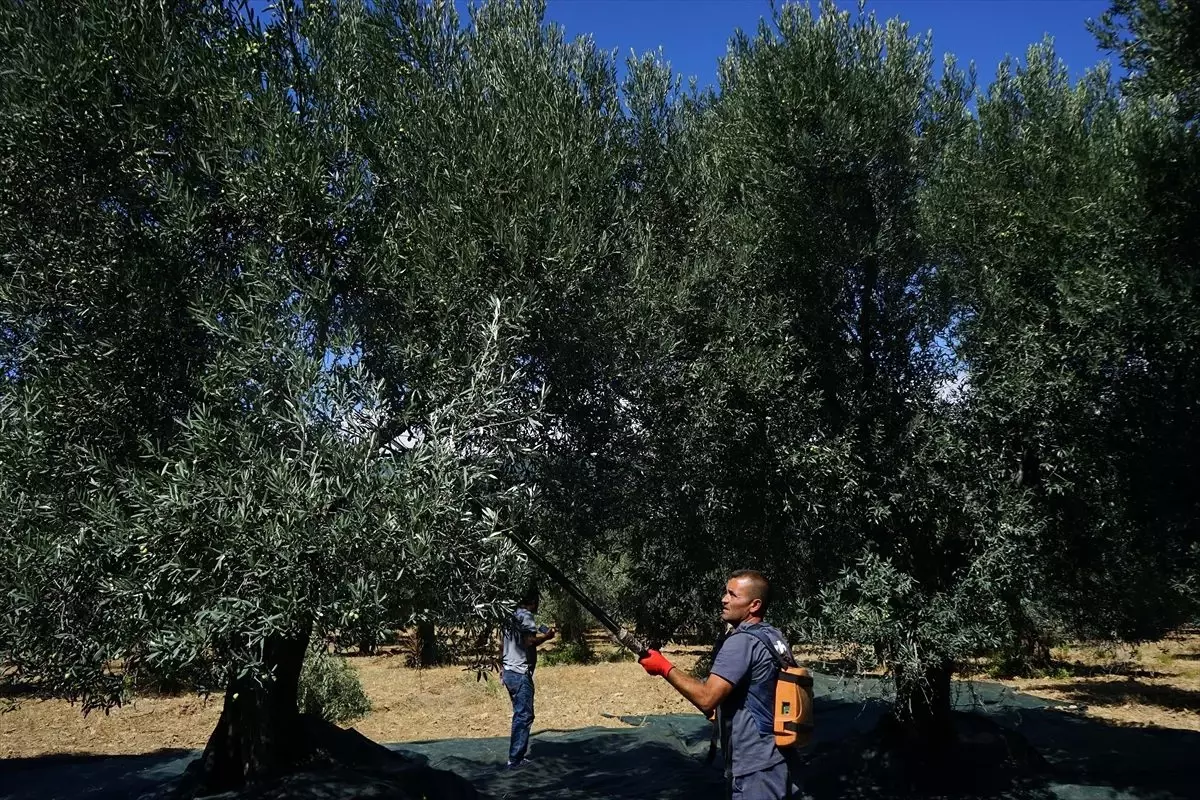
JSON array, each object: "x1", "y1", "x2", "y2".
[{"x1": 501, "y1": 669, "x2": 535, "y2": 763}]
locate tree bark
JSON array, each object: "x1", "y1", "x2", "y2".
[
  {"x1": 1013, "y1": 627, "x2": 1054, "y2": 675},
  {"x1": 416, "y1": 620, "x2": 439, "y2": 667},
  {"x1": 996, "y1": 598, "x2": 1054, "y2": 677},
  {"x1": 181, "y1": 630, "x2": 312, "y2": 796},
  {"x1": 891, "y1": 657, "x2": 956, "y2": 747},
  {"x1": 554, "y1": 593, "x2": 591, "y2": 648}
]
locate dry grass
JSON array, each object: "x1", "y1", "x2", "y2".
[
  {"x1": 0, "y1": 645, "x2": 702, "y2": 760},
  {"x1": 4, "y1": 632, "x2": 1198, "y2": 760},
  {"x1": 351, "y1": 646, "x2": 702, "y2": 745},
  {"x1": 991, "y1": 628, "x2": 1200, "y2": 732},
  {"x1": 1, "y1": 693, "x2": 221, "y2": 759}
]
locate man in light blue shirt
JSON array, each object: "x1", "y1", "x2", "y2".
[{"x1": 500, "y1": 585, "x2": 556, "y2": 768}]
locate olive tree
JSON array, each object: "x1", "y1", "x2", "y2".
[
  {"x1": 924, "y1": 39, "x2": 1200, "y2": 668},
  {"x1": 0, "y1": 0, "x2": 622, "y2": 791},
  {"x1": 605, "y1": 2, "x2": 1010, "y2": 742},
  {"x1": 1091, "y1": 0, "x2": 1200, "y2": 126}
]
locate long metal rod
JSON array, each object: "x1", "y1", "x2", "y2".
[{"x1": 504, "y1": 531, "x2": 649, "y2": 658}]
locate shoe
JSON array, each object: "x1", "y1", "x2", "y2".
[{"x1": 504, "y1": 757, "x2": 533, "y2": 769}]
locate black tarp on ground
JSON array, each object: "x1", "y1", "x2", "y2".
[{"x1": 3, "y1": 676, "x2": 1197, "y2": 799}]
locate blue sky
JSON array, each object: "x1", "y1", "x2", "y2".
[
  {"x1": 538, "y1": 0, "x2": 1116, "y2": 90},
  {"x1": 246, "y1": 1, "x2": 1116, "y2": 90}
]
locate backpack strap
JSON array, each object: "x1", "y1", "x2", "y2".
[
  {"x1": 737, "y1": 624, "x2": 797, "y2": 669},
  {"x1": 736, "y1": 625, "x2": 807, "y2": 800},
  {"x1": 733, "y1": 624, "x2": 796, "y2": 736}
]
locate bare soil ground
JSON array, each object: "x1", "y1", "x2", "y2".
[{"x1": 4, "y1": 632, "x2": 1197, "y2": 759}]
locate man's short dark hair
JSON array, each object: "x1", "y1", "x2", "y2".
[
  {"x1": 729, "y1": 569, "x2": 770, "y2": 612},
  {"x1": 519, "y1": 585, "x2": 541, "y2": 607}
]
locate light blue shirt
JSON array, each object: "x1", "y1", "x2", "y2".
[{"x1": 502, "y1": 607, "x2": 539, "y2": 674}]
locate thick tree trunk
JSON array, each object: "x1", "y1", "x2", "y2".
[
  {"x1": 1010, "y1": 628, "x2": 1054, "y2": 676},
  {"x1": 555, "y1": 594, "x2": 590, "y2": 648},
  {"x1": 891, "y1": 658, "x2": 956, "y2": 747},
  {"x1": 997, "y1": 600, "x2": 1054, "y2": 677},
  {"x1": 417, "y1": 620, "x2": 439, "y2": 667},
  {"x1": 181, "y1": 630, "x2": 311, "y2": 796},
  {"x1": 1000, "y1": 444, "x2": 1055, "y2": 677}
]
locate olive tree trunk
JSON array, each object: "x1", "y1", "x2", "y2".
[
  {"x1": 182, "y1": 630, "x2": 311, "y2": 796},
  {"x1": 891, "y1": 658, "x2": 956, "y2": 747}
]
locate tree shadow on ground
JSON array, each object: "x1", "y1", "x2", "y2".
[
  {"x1": 1162, "y1": 627, "x2": 1199, "y2": 640},
  {"x1": 406, "y1": 692, "x2": 1200, "y2": 800},
  {"x1": 1013, "y1": 705, "x2": 1199, "y2": 800},
  {"x1": 1037, "y1": 660, "x2": 1167, "y2": 679},
  {"x1": 790, "y1": 692, "x2": 1200, "y2": 799},
  {"x1": 0, "y1": 748, "x2": 195, "y2": 800},
  {"x1": 0, "y1": 681, "x2": 38, "y2": 697},
  {"x1": 1021, "y1": 678, "x2": 1200, "y2": 715},
  {"x1": 398, "y1": 719, "x2": 726, "y2": 800},
  {"x1": 2, "y1": 688, "x2": 1197, "y2": 800}
]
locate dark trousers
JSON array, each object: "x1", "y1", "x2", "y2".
[{"x1": 731, "y1": 758, "x2": 801, "y2": 799}]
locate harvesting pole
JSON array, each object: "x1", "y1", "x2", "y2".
[{"x1": 503, "y1": 530, "x2": 650, "y2": 659}]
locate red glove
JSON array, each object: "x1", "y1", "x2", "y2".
[{"x1": 638, "y1": 649, "x2": 674, "y2": 678}]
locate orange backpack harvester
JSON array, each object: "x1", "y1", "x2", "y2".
[
  {"x1": 772, "y1": 663, "x2": 815, "y2": 748},
  {"x1": 740, "y1": 625, "x2": 815, "y2": 749}
]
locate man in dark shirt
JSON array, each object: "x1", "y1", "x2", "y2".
[{"x1": 638, "y1": 570, "x2": 800, "y2": 799}]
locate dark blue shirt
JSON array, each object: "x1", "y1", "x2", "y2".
[{"x1": 710, "y1": 621, "x2": 790, "y2": 777}]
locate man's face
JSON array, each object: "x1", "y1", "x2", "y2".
[{"x1": 721, "y1": 577, "x2": 760, "y2": 625}]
